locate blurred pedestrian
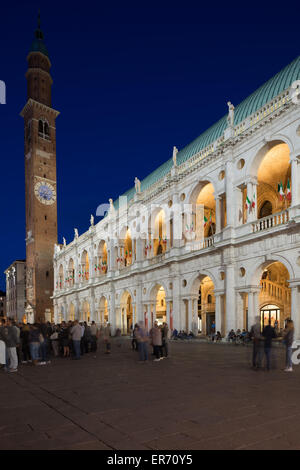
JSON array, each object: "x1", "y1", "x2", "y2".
[
  {"x1": 151, "y1": 321, "x2": 162, "y2": 361},
  {"x1": 28, "y1": 324, "x2": 41, "y2": 366},
  {"x1": 250, "y1": 316, "x2": 263, "y2": 370},
  {"x1": 70, "y1": 320, "x2": 82, "y2": 360},
  {"x1": 161, "y1": 322, "x2": 169, "y2": 358},
  {"x1": 90, "y1": 321, "x2": 98, "y2": 352},
  {"x1": 262, "y1": 322, "x2": 276, "y2": 371},
  {"x1": 283, "y1": 319, "x2": 294, "y2": 372},
  {"x1": 103, "y1": 323, "x2": 112, "y2": 354},
  {"x1": 132, "y1": 323, "x2": 139, "y2": 351},
  {"x1": 136, "y1": 321, "x2": 149, "y2": 362}
]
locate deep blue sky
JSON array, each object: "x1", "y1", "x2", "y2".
[{"x1": 0, "y1": 0, "x2": 299, "y2": 290}]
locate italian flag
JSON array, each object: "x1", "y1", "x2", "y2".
[
  {"x1": 278, "y1": 182, "x2": 285, "y2": 201},
  {"x1": 209, "y1": 211, "x2": 212, "y2": 223},
  {"x1": 245, "y1": 195, "x2": 251, "y2": 211},
  {"x1": 251, "y1": 193, "x2": 256, "y2": 209},
  {"x1": 204, "y1": 215, "x2": 208, "y2": 227},
  {"x1": 286, "y1": 178, "x2": 291, "y2": 201}
]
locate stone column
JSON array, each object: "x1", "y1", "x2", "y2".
[
  {"x1": 225, "y1": 159, "x2": 234, "y2": 227},
  {"x1": 166, "y1": 300, "x2": 171, "y2": 327},
  {"x1": 225, "y1": 264, "x2": 236, "y2": 333},
  {"x1": 236, "y1": 291, "x2": 244, "y2": 330},
  {"x1": 110, "y1": 293, "x2": 116, "y2": 334},
  {"x1": 215, "y1": 196, "x2": 222, "y2": 233},
  {"x1": 53, "y1": 300, "x2": 58, "y2": 324},
  {"x1": 74, "y1": 298, "x2": 80, "y2": 320},
  {"x1": 247, "y1": 292, "x2": 254, "y2": 330},
  {"x1": 187, "y1": 298, "x2": 193, "y2": 332},
  {"x1": 253, "y1": 289, "x2": 260, "y2": 321},
  {"x1": 215, "y1": 293, "x2": 222, "y2": 334},
  {"x1": 291, "y1": 157, "x2": 299, "y2": 207},
  {"x1": 136, "y1": 238, "x2": 144, "y2": 264},
  {"x1": 234, "y1": 187, "x2": 244, "y2": 226},
  {"x1": 135, "y1": 282, "x2": 143, "y2": 322},
  {"x1": 147, "y1": 303, "x2": 152, "y2": 329},
  {"x1": 90, "y1": 294, "x2": 95, "y2": 323},
  {"x1": 172, "y1": 277, "x2": 181, "y2": 331},
  {"x1": 246, "y1": 178, "x2": 258, "y2": 222}
]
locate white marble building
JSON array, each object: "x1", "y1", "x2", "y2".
[{"x1": 53, "y1": 56, "x2": 300, "y2": 338}]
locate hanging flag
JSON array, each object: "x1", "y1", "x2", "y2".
[
  {"x1": 245, "y1": 195, "x2": 251, "y2": 211},
  {"x1": 209, "y1": 211, "x2": 212, "y2": 224},
  {"x1": 251, "y1": 193, "x2": 256, "y2": 209},
  {"x1": 286, "y1": 178, "x2": 291, "y2": 201},
  {"x1": 278, "y1": 181, "x2": 284, "y2": 201},
  {"x1": 204, "y1": 215, "x2": 208, "y2": 227}
]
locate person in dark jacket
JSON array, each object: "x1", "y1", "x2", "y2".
[
  {"x1": 20, "y1": 324, "x2": 31, "y2": 363},
  {"x1": 28, "y1": 324, "x2": 41, "y2": 365},
  {"x1": 283, "y1": 319, "x2": 294, "y2": 372},
  {"x1": 0, "y1": 318, "x2": 19, "y2": 372},
  {"x1": 262, "y1": 322, "x2": 276, "y2": 371}
]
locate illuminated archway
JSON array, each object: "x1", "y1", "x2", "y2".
[
  {"x1": 97, "y1": 241, "x2": 108, "y2": 275},
  {"x1": 80, "y1": 251, "x2": 89, "y2": 282},
  {"x1": 120, "y1": 290, "x2": 133, "y2": 334},
  {"x1": 257, "y1": 143, "x2": 291, "y2": 218}
]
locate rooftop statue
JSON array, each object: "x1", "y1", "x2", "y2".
[
  {"x1": 227, "y1": 101, "x2": 235, "y2": 127},
  {"x1": 173, "y1": 146, "x2": 178, "y2": 167},
  {"x1": 134, "y1": 177, "x2": 141, "y2": 194}
]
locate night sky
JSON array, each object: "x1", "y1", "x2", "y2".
[{"x1": 0, "y1": 1, "x2": 299, "y2": 290}]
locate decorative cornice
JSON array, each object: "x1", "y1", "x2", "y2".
[{"x1": 20, "y1": 98, "x2": 60, "y2": 118}]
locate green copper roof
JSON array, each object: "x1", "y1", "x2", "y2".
[
  {"x1": 111, "y1": 55, "x2": 300, "y2": 212},
  {"x1": 29, "y1": 12, "x2": 49, "y2": 58},
  {"x1": 30, "y1": 36, "x2": 49, "y2": 58}
]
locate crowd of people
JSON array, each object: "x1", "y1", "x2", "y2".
[
  {"x1": 0, "y1": 315, "x2": 296, "y2": 373},
  {"x1": 0, "y1": 318, "x2": 112, "y2": 372},
  {"x1": 132, "y1": 321, "x2": 169, "y2": 362},
  {"x1": 250, "y1": 316, "x2": 295, "y2": 372}
]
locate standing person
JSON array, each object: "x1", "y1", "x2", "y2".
[
  {"x1": 83, "y1": 322, "x2": 91, "y2": 353},
  {"x1": 0, "y1": 318, "x2": 19, "y2": 372},
  {"x1": 151, "y1": 321, "x2": 162, "y2": 362},
  {"x1": 136, "y1": 321, "x2": 149, "y2": 362},
  {"x1": 79, "y1": 322, "x2": 85, "y2": 355},
  {"x1": 59, "y1": 322, "x2": 70, "y2": 357},
  {"x1": 39, "y1": 322, "x2": 50, "y2": 365},
  {"x1": 50, "y1": 326, "x2": 60, "y2": 357},
  {"x1": 20, "y1": 323, "x2": 31, "y2": 363},
  {"x1": 161, "y1": 322, "x2": 169, "y2": 358},
  {"x1": 250, "y1": 316, "x2": 263, "y2": 370},
  {"x1": 90, "y1": 321, "x2": 98, "y2": 352},
  {"x1": 70, "y1": 320, "x2": 82, "y2": 360},
  {"x1": 283, "y1": 319, "x2": 294, "y2": 372},
  {"x1": 132, "y1": 323, "x2": 139, "y2": 351},
  {"x1": 28, "y1": 324, "x2": 41, "y2": 365},
  {"x1": 262, "y1": 322, "x2": 276, "y2": 371},
  {"x1": 103, "y1": 323, "x2": 112, "y2": 354}
]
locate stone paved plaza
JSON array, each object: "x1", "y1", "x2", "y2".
[{"x1": 1, "y1": 339, "x2": 300, "y2": 450}]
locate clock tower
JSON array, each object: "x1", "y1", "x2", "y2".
[{"x1": 20, "y1": 15, "x2": 59, "y2": 322}]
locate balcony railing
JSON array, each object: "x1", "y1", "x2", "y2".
[
  {"x1": 252, "y1": 209, "x2": 289, "y2": 233},
  {"x1": 260, "y1": 279, "x2": 290, "y2": 303}
]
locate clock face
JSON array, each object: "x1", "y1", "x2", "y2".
[{"x1": 34, "y1": 181, "x2": 56, "y2": 205}]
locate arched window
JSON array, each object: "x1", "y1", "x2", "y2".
[
  {"x1": 259, "y1": 201, "x2": 272, "y2": 219},
  {"x1": 156, "y1": 244, "x2": 163, "y2": 255},
  {"x1": 207, "y1": 294, "x2": 212, "y2": 304},
  {"x1": 38, "y1": 119, "x2": 51, "y2": 140}
]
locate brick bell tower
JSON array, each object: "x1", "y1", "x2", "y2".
[{"x1": 20, "y1": 13, "x2": 59, "y2": 322}]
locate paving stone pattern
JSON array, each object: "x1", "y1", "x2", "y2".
[{"x1": 1, "y1": 340, "x2": 300, "y2": 450}]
